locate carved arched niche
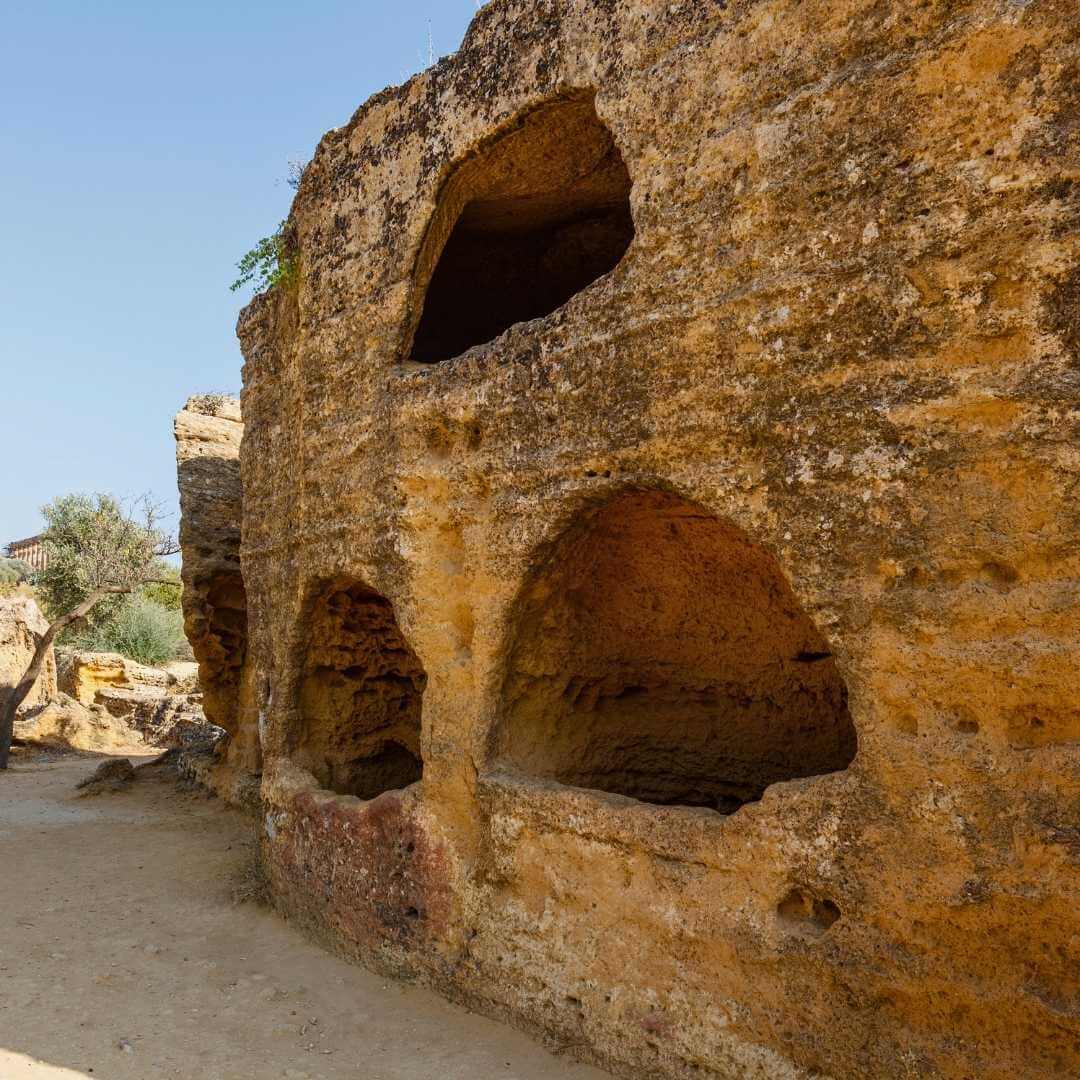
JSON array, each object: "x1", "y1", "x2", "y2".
[
  {"x1": 404, "y1": 90, "x2": 634, "y2": 363},
  {"x1": 496, "y1": 491, "x2": 857, "y2": 813},
  {"x1": 293, "y1": 578, "x2": 427, "y2": 799}
]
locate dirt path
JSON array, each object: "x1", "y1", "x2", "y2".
[{"x1": 0, "y1": 755, "x2": 609, "y2": 1080}]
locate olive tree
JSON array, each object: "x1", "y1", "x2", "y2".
[{"x1": 0, "y1": 494, "x2": 179, "y2": 769}]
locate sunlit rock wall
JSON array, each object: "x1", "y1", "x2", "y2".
[{"x1": 230, "y1": 1, "x2": 1078, "y2": 1077}]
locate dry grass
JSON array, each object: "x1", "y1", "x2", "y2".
[{"x1": 228, "y1": 832, "x2": 271, "y2": 907}]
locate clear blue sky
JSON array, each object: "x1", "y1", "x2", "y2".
[{"x1": 0, "y1": 1, "x2": 480, "y2": 545}]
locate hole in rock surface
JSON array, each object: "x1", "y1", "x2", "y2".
[
  {"x1": 408, "y1": 91, "x2": 634, "y2": 363},
  {"x1": 499, "y1": 491, "x2": 857, "y2": 813},
  {"x1": 777, "y1": 887, "x2": 842, "y2": 933},
  {"x1": 294, "y1": 579, "x2": 426, "y2": 799}
]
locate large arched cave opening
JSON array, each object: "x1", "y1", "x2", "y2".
[
  {"x1": 407, "y1": 91, "x2": 634, "y2": 363},
  {"x1": 497, "y1": 491, "x2": 857, "y2": 813}
]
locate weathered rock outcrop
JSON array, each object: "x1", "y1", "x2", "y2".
[
  {"x1": 76, "y1": 756, "x2": 137, "y2": 795},
  {"x1": 58, "y1": 650, "x2": 189, "y2": 705},
  {"x1": 0, "y1": 597, "x2": 57, "y2": 709},
  {"x1": 174, "y1": 395, "x2": 258, "y2": 786},
  {"x1": 56, "y1": 649, "x2": 210, "y2": 750},
  {"x1": 186, "y1": 2, "x2": 1079, "y2": 1077},
  {"x1": 14, "y1": 693, "x2": 146, "y2": 754}
]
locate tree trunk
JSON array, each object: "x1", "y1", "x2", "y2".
[{"x1": 0, "y1": 586, "x2": 129, "y2": 770}]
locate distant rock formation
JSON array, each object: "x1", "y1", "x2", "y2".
[
  {"x1": 56, "y1": 649, "x2": 209, "y2": 749},
  {"x1": 15, "y1": 693, "x2": 144, "y2": 755},
  {"x1": 174, "y1": 396, "x2": 259, "y2": 796},
  {"x1": 3, "y1": 594, "x2": 214, "y2": 758}
]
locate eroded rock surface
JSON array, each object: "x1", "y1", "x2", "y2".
[
  {"x1": 175, "y1": 395, "x2": 258, "y2": 786},
  {"x1": 59, "y1": 650, "x2": 176, "y2": 704},
  {"x1": 15, "y1": 693, "x2": 146, "y2": 754},
  {"x1": 0, "y1": 597, "x2": 57, "y2": 709},
  {"x1": 75, "y1": 756, "x2": 136, "y2": 795},
  {"x1": 187, "y1": 2, "x2": 1079, "y2": 1078}
]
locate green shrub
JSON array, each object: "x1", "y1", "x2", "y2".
[
  {"x1": 75, "y1": 596, "x2": 191, "y2": 666},
  {"x1": 141, "y1": 566, "x2": 182, "y2": 611},
  {"x1": 0, "y1": 557, "x2": 32, "y2": 584}
]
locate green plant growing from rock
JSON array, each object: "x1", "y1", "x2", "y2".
[{"x1": 230, "y1": 221, "x2": 297, "y2": 294}]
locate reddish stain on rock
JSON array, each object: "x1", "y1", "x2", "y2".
[{"x1": 271, "y1": 789, "x2": 452, "y2": 952}]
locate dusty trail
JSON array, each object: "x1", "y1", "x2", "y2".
[{"x1": 0, "y1": 755, "x2": 608, "y2": 1080}]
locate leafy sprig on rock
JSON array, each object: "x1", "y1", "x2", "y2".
[{"x1": 230, "y1": 221, "x2": 297, "y2": 294}]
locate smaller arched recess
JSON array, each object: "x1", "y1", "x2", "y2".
[
  {"x1": 404, "y1": 90, "x2": 635, "y2": 363},
  {"x1": 496, "y1": 491, "x2": 857, "y2": 813},
  {"x1": 292, "y1": 578, "x2": 427, "y2": 799}
]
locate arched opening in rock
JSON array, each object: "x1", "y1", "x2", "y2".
[
  {"x1": 294, "y1": 578, "x2": 426, "y2": 799},
  {"x1": 407, "y1": 91, "x2": 634, "y2": 363},
  {"x1": 498, "y1": 491, "x2": 857, "y2": 813},
  {"x1": 189, "y1": 571, "x2": 247, "y2": 736}
]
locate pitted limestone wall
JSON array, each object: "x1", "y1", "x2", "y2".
[
  {"x1": 230, "y1": 1, "x2": 1079, "y2": 1077},
  {"x1": 175, "y1": 396, "x2": 261, "y2": 799}
]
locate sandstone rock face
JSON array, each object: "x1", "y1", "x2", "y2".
[
  {"x1": 56, "y1": 650, "x2": 214, "y2": 750},
  {"x1": 15, "y1": 693, "x2": 146, "y2": 754},
  {"x1": 162, "y1": 660, "x2": 200, "y2": 693},
  {"x1": 174, "y1": 395, "x2": 258, "y2": 779},
  {"x1": 138, "y1": 693, "x2": 221, "y2": 752},
  {"x1": 213, "y1": 2, "x2": 1079, "y2": 1077},
  {"x1": 59, "y1": 650, "x2": 174, "y2": 706},
  {"x1": 0, "y1": 597, "x2": 57, "y2": 709}
]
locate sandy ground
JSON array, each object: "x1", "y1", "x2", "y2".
[{"x1": 0, "y1": 753, "x2": 609, "y2": 1080}]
